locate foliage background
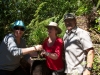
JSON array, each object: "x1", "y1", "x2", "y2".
[
  {"x1": 0, "y1": 0, "x2": 100, "y2": 74},
  {"x1": 1, "y1": 0, "x2": 99, "y2": 44}
]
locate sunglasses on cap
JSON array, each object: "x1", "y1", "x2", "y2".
[{"x1": 14, "y1": 26, "x2": 25, "y2": 31}]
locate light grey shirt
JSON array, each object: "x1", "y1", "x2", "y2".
[
  {"x1": 0, "y1": 33, "x2": 26, "y2": 71},
  {"x1": 63, "y1": 27, "x2": 93, "y2": 73}
]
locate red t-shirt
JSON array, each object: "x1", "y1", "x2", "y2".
[{"x1": 43, "y1": 37, "x2": 64, "y2": 70}]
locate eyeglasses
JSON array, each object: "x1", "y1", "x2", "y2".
[
  {"x1": 47, "y1": 27, "x2": 55, "y2": 30},
  {"x1": 14, "y1": 26, "x2": 25, "y2": 31},
  {"x1": 48, "y1": 28, "x2": 53, "y2": 30}
]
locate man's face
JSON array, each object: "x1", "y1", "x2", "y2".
[
  {"x1": 47, "y1": 26, "x2": 57, "y2": 36},
  {"x1": 64, "y1": 19, "x2": 76, "y2": 31}
]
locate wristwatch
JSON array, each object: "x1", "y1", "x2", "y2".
[{"x1": 86, "y1": 67, "x2": 92, "y2": 71}]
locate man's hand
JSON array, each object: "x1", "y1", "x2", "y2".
[
  {"x1": 35, "y1": 45, "x2": 43, "y2": 51},
  {"x1": 40, "y1": 50, "x2": 47, "y2": 56},
  {"x1": 83, "y1": 69, "x2": 91, "y2": 75}
]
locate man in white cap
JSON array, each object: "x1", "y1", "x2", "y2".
[{"x1": 41, "y1": 22, "x2": 64, "y2": 75}]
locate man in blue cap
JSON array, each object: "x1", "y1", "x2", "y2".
[
  {"x1": 0, "y1": 20, "x2": 43, "y2": 75},
  {"x1": 63, "y1": 13, "x2": 94, "y2": 75}
]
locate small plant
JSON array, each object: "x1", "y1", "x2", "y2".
[
  {"x1": 92, "y1": 55, "x2": 100, "y2": 75},
  {"x1": 93, "y1": 10, "x2": 100, "y2": 33}
]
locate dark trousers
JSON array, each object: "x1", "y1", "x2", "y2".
[
  {"x1": 49, "y1": 69, "x2": 65, "y2": 75},
  {"x1": 0, "y1": 66, "x2": 29, "y2": 75},
  {"x1": 31, "y1": 60, "x2": 65, "y2": 75}
]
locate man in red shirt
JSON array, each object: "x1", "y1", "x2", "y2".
[{"x1": 41, "y1": 22, "x2": 64, "y2": 75}]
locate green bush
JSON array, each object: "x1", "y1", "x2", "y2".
[{"x1": 92, "y1": 55, "x2": 100, "y2": 75}]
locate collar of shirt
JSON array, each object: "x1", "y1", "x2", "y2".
[{"x1": 66, "y1": 26, "x2": 78, "y2": 35}]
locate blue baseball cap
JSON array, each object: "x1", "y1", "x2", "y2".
[{"x1": 11, "y1": 20, "x2": 26, "y2": 29}]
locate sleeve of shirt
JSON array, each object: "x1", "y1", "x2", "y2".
[
  {"x1": 80, "y1": 31, "x2": 93, "y2": 50},
  {"x1": 55, "y1": 38, "x2": 64, "y2": 57},
  {"x1": 4, "y1": 35, "x2": 23, "y2": 57}
]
